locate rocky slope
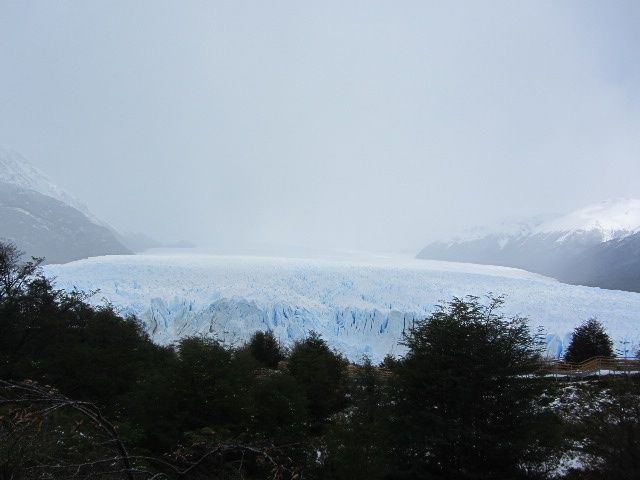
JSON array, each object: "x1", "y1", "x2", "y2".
[{"x1": 0, "y1": 148, "x2": 131, "y2": 263}]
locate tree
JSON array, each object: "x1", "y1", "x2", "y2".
[
  {"x1": 0, "y1": 242, "x2": 43, "y2": 302},
  {"x1": 386, "y1": 296, "x2": 561, "y2": 479},
  {"x1": 0, "y1": 240, "x2": 307, "y2": 475},
  {"x1": 321, "y1": 357, "x2": 388, "y2": 480},
  {"x1": 288, "y1": 332, "x2": 348, "y2": 426},
  {"x1": 0, "y1": 242, "x2": 163, "y2": 411},
  {"x1": 564, "y1": 318, "x2": 614, "y2": 363},
  {"x1": 247, "y1": 330, "x2": 284, "y2": 368},
  {"x1": 247, "y1": 370, "x2": 308, "y2": 444},
  {"x1": 169, "y1": 336, "x2": 250, "y2": 432},
  {"x1": 0, "y1": 380, "x2": 301, "y2": 480}
]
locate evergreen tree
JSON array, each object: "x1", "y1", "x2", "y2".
[
  {"x1": 247, "y1": 370, "x2": 308, "y2": 444},
  {"x1": 380, "y1": 353, "x2": 399, "y2": 371},
  {"x1": 386, "y1": 296, "x2": 560, "y2": 479},
  {"x1": 0, "y1": 241, "x2": 305, "y2": 475},
  {"x1": 321, "y1": 357, "x2": 388, "y2": 480},
  {"x1": 564, "y1": 318, "x2": 614, "y2": 363},
  {"x1": 170, "y1": 336, "x2": 252, "y2": 432},
  {"x1": 247, "y1": 330, "x2": 284, "y2": 368},
  {"x1": 288, "y1": 332, "x2": 348, "y2": 426}
]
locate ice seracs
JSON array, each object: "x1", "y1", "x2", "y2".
[{"x1": 44, "y1": 252, "x2": 640, "y2": 362}]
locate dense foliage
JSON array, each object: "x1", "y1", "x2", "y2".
[
  {"x1": 564, "y1": 317, "x2": 614, "y2": 363},
  {"x1": 386, "y1": 296, "x2": 561, "y2": 479},
  {"x1": 1, "y1": 241, "x2": 638, "y2": 479},
  {"x1": 246, "y1": 330, "x2": 284, "y2": 369}
]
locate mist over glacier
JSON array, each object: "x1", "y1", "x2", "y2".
[
  {"x1": 44, "y1": 251, "x2": 640, "y2": 362},
  {"x1": 3, "y1": 2, "x2": 640, "y2": 253}
]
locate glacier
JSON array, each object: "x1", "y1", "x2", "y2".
[{"x1": 44, "y1": 252, "x2": 640, "y2": 362}]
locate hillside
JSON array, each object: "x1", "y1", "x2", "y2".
[
  {"x1": 0, "y1": 148, "x2": 131, "y2": 263},
  {"x1": 418, "y1": 199, "x2": 640, "y2": 292},
  {"x1": 562, "y1": 231, "x2": 640, "y2": 291}
]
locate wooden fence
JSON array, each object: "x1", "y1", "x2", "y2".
[
  {"x1": 280, "y1": 357, "x2": 640, "y2": 381},
  {"x1": 542, "y1": 356, "x2": 640, "y2": 377}
]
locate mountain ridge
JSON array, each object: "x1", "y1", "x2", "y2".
[
  {"x1": 0, "y1": 148, "x2": 131, "y2": 263},
  {"x1": 418, "y1": 199, "x2": 640, "y2": 292}
]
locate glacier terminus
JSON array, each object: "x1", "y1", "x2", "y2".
[{"x1": 44, "y1": 251, "x2": 640, "y2": 362}]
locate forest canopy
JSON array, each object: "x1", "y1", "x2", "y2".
[{"x1": 0, "y1": 242, "x2": 637, "y2": 479}]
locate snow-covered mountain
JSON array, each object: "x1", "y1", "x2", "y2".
[
  {"x1": 533, "y1": 199, "x2": 640, "y2": 242},
  {"x1": 418, "y1": 199, "x2": 640, "y2": 292},
  {"x1": 44, "y1": 253, "x2": 640, "y2": 362},
  {"x1": 0, "y1": 148, "x2": 131, "y2": 263},
  {"x1": 0, "y1": 147, "x2": 99, "y2": 221}
]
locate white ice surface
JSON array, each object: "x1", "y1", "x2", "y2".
[{"x1": 44, "y1": 252, "x2": 640, "y2": 362}]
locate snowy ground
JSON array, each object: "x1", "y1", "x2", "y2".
[{"x1": 44, "y1": 251, "x2": 640, "y2": 362}]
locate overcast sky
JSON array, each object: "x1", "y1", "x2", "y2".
[{"x1": 1, "y1": 1, "x2": 639, "y2": 252}]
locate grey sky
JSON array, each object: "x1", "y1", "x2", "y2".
[{"x1": 1, "y1": 1, "x2": 639, "y2": 252}]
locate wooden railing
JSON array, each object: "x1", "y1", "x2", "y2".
[
  {"x1": 278, "y1": 357, "x2": 640, "y2": 381},
  {"x1": 345, "y1": 363, "x2": 393, "y2": 380},
  {"x1": 347, "y1": 357, "x2": 640, "y2": 380},
  {"x1": 542, "y1": 356, "x2": 640, "y2": 377}
]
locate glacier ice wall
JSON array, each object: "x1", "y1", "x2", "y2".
[{"x1": 44, "y1": 253, "x2": 640, "y2": 362}]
